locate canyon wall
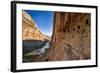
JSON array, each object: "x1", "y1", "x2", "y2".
[
  {"x1": 22, "y1": 11, "x2": 49, "y2": 41},
  {"x1": 46, "y1": 12, "x2": 91, "y2": 61},
  {"x1": 22, "y1": 11, "x2": 51, "y2": 62},
  {"x1": 22, "y1": 11, "x2": 91, "y2": 62}
]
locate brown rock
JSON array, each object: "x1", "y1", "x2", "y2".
[{"x1": 46, "y1": 12, "x2": 91, "y2": 61}]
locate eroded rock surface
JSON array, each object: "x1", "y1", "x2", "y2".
[{"x1": 46, "y1": 12, "x2": 91, "y2": 61}]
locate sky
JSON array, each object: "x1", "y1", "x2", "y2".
[{"x1": 25, "y1": 10, "x2": 54, "y2": 37}]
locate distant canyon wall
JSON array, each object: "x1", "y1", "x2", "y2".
[{"x1": 22, "y1": 11, "x2": 49, "y2": 41}]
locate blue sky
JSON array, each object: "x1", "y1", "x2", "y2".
[{"x1": 25, "y1": 10, "x2": 54, "y2": 37}]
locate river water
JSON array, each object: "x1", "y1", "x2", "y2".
[{"x1": 25, "y1": 42, "x2": 50, "y2": 56}]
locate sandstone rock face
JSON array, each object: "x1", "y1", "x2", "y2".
[
  {"x1": 46, "y1": 12, "x2": 91, "y2": 61},
  {"x1": 22, "y1": 11, "x2": 49, "y2": 41}
]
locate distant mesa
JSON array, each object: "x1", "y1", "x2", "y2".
[{"x1": 22, "y1": 11, "x2": 50, "y2": 41}]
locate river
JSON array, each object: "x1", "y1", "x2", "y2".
[{"x1": 25, "y1": 42, "x2": 50, "y2": 56}]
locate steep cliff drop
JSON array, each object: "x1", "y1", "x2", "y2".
[{"x1": 46, "y1": 12, "x2": 91, "y2": 61}]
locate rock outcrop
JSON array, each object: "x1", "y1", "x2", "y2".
[
  {"x1": 22, "y1": 11, "x2": 49, "y2": 41},
  {"x1": 45, "y1": 12, "x2": 91, "y2": 61}
]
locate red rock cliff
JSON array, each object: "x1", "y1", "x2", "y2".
[{"x1": 46, "y1": 12, "x2": 91, "y2": 61}]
